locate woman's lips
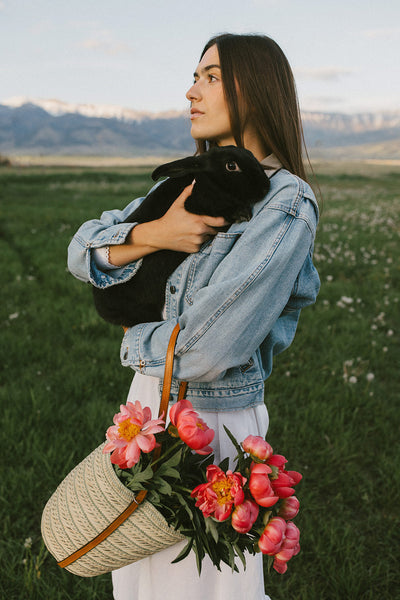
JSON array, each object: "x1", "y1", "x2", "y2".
[{"x1": 190, "y1": 109, "x2": 204, "y2": 120}]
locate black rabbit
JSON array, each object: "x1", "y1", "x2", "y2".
[{"x1": 92, "y1": 146, "x2": 270, "y2": 327}]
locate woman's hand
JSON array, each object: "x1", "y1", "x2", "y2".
[
  {"x1": 109, "y1": 184, "x2": 228, "y2": 266},
  {"x1": 149, "y1": 183, "x2": 228, "y2": 253}
]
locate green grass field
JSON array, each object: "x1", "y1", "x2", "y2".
[{"x1": 0, "y1": 163, "x2": 399, "y2": 599}]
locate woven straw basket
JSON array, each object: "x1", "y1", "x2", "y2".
[
  {"x1": 41, "y1": 324, "x2": 186, "y2": 577},
  {"x1": 41, "y1": 442, "x2": 184, "y2": 577}
]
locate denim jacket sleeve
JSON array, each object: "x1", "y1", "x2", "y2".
[
  {"x1": 67, "y1": 195, "x2": 147, "y2": 286},
  {"x1": 119, "y1": 173, "x2": 320, "y2": 382}
]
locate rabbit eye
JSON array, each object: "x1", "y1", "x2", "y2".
[{"x1": 225, "y1": 161, "x2": 241, "y2": 172}]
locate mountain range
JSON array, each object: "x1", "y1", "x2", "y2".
[{"x1": 1, "y1": 97, "x2": 399, "y2": 160}]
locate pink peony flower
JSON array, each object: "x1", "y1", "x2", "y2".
[
  {"x1": 242, "y1": 435, "x2": 273, "y2": 461},
  {"x1": 103, "y1": 401, "x2": 165, "y2": 468},
  {"x1": 270, "y1": 472, "x2": 298, "y2": 498},
  {"x1": 258, "y1": 516, "x2": 286, "y2": 555},
  {"x1": 278, "y1": 496, "x2": 300, "y2": 520},
  {"x1": 273, "y1": 521, "x2": 300, "y2": 573},
  {"x1": 169, "y1": 399, "x2": 214, "y2": 455},
  {"x1": 248, "y1": 463, "x2": 279, "y2": 507},
  {"x1": 231, "y1": 499, "x2": 259, "y2": 534},
  {"x1": 191, "y1": 464, "x2": 246, "y2": 521},
  {"x1": 267, "y1": 454, "x2": 302, "y2": 499},
  {"x1": 268, "y1": 454, "x2": 287, "y2": 469}
]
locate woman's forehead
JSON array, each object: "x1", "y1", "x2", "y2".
[{"x1": 195, "y1": 44, "x2": 220, "y2": 73}]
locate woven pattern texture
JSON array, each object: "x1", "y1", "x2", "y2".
[{"x1": 41, "y1": 443, "x2": 184, "y2": 577}]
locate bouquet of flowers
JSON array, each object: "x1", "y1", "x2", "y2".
[{"x1": 103, "y1": 397, "x2": 302, "y2": 575}]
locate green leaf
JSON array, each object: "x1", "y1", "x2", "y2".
[
  {"x1": 160, "y1": 448, "x2": 183, "y2": 469},
  {"x1": 126, "y1": 481, "x2": 145, "y2": 492},
  {"x1": 218, "y1": 456, "x2": 230, "y2": 472},
  {"x1": 223, "y1": 425, "x2": 246, "y2": 472},
  {"x1": 205, "y1": 517, "x2": 219, "y2": 544},
  {"x1": 233, "y1": 543, "x2": 247, "y2": 571},
  {"x1": 223, "y1": 425, "x2": 242, "y2": 455},
  {"x1": 175, "y1": 494, "x2": 194, "y2": 518},
  {"x1": 129, "y1": 463, "x2": 154, "y2": 484},
  {"x1": 171, "y1": 539, "x2": 193, "y2": 564},
  {"x1": 156, "y1": 479, "x2": 173, "y2": 495},
  {"x1": 146, "y1": 490, "x2": 161, "y2": 505},
  {"x1": 157, "y1": 466, "x2": 181, "y2": 479}
]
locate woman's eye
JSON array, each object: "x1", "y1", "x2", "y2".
[{"x1": 226, "y1": 161, "x2": 241, "y2": 172}]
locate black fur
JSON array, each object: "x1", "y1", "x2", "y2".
[{"x1": 92, "y1": 146, "x2": 270, "y2": 327}]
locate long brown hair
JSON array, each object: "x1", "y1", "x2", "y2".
[{"x1": 196, "y1": 33, "x2": 308, "y2": 180}]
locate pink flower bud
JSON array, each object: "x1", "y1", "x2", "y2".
[
  {"x1": 272, "y1": 522, "x2": 301, "y2": 573},
  {"x1": 231, "y1": 499, "x2": 259, "y2": 534},
  {"x1": 278, "y1": 496, "x2": 300, "y2": 520},
  {"x1": 242, "y1": 435, "x2": 273, "y2": 461},
  {"x1": 282, "y1": 521, "x2": 300, "y2": 550},
  {"x1": 258, "y1": 516, "x2": 286, "y2": 555},
  {"x1": 169, "y1": 399, "x2": 214, "y2": 455},
  {"x1": 249, "y1": 463, "x2": 279, "y2": 508}
]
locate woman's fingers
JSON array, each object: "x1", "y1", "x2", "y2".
[
  {"x1": 174, "y1": 183, "x2": 195, "y2": 206},
  {"x1": 154, "y1": 183, "x2": 230, "y2": 253},
  {"x1": 202, "y1": 215, "x2": 229, "y2": 229}
]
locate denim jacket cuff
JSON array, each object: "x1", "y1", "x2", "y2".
[
  {"x1": 88, "y1": 222, "x2": 137, "y2": 247},
  {"x1": 89, "y1": 254, "x2": 142, "y2": 288}
]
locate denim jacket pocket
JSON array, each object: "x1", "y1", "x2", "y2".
[{"x1": 185, "y1": 232, "x2": 242, "y2": 305}]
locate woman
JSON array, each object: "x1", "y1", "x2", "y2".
[{"x1": 68, "y1": 33, "x2": 320, "y2": 600}]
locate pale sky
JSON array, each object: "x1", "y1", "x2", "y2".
[{"x1": 1, "y1": 0, "x2": 399, "y2": 114}]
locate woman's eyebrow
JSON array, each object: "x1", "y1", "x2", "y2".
[{"x1": 193, "y1": 64, "x2": 221, "y2": 78}]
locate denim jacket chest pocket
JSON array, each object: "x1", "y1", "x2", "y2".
[{"x1": 184, "y1": 231, "x2": 242, "y2": 306}]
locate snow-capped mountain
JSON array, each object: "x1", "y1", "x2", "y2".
[
  {"x1": 1, "y1": 97, "x2": 399, "y2": 158},
  {"x1": 2, "y1": 96, "x2": 186, "y2": 122},
  {"x1": 302, "y1": 110, "x2": 400, "y2": 133}
]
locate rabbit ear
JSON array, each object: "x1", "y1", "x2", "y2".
[{"x1": 152, "y1": 155, "x2": 203, "y2": 181}]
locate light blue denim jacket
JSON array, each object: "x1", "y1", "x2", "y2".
[{"x1": 68, "y1": 167, "x2": 320, "y2": 411}]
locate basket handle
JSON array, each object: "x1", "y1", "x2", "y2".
[{"x1": 159, "y1": 322, "x2": 187, "y2": 419}]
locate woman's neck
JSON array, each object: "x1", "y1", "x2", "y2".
[{"x1": 242, "y1": 127, "x2": 270, "y2": 162}]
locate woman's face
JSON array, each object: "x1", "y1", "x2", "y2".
[{"x1": 186, "y1": 45, "x2": 234, "y2": 146}]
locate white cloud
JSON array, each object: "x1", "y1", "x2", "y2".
[
  {"x1": 363, "y1": 27, "x2": 400, "y2": 39},
  {"x1": 299, "y1": 96, "x2": 347, "y2": 112},
  {"x1": 82, "y1": 39, "x2": 132, "y2": 56},
  {"x1": 295, "y1": 67, "x2": 353, "y2": 81},
  {"x1": 0, "y1": 1, "x2": 5, "y2": 10},
  {"x1": 80, "y1": 30, "x2": 133, "y2": 56}
]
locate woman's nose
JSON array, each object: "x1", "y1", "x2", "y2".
[{"x1": 186, "y1": 82, "x2": 200, "y2": 102}]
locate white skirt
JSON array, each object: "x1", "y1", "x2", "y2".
[{"x1": 112, "y1": 373, "x2": 271, "y2": 600}]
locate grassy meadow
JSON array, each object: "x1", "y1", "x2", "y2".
[{"x1": 0, "y1": 161, "x2": 399, "y2": 599}]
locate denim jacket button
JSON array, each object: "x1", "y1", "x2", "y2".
[{"x1": 170, "y1": 285, "x2": 176, "y2": 294}]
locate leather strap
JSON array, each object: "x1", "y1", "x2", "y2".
[
  {"x1": 158, "y1": 322, "x2": 182, "y2": 418},
  {"x1": 57, "y1": 489, "x2": 148, "y2": 568},
  {"x1": 178, "y1": 381, "x2": 188, "y2": 401},
  {"x1": 58, "y1": 323, "x2": 187, "y2": 570}
]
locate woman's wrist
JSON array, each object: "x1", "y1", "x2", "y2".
[
  {"x1": 129, "y1": 220, "x2": 163, "y2": 251},
  {"x1": 108, "y1": 222, "x2": 160, "y2": 267}
]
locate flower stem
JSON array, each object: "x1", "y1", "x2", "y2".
[{"x1": 151, "y1": 440, "x2": 183, "y2": 467}]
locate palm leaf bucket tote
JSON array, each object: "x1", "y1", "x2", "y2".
[{"x1": 41, "y1": 324, "x2": 185, "y2": 577}]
